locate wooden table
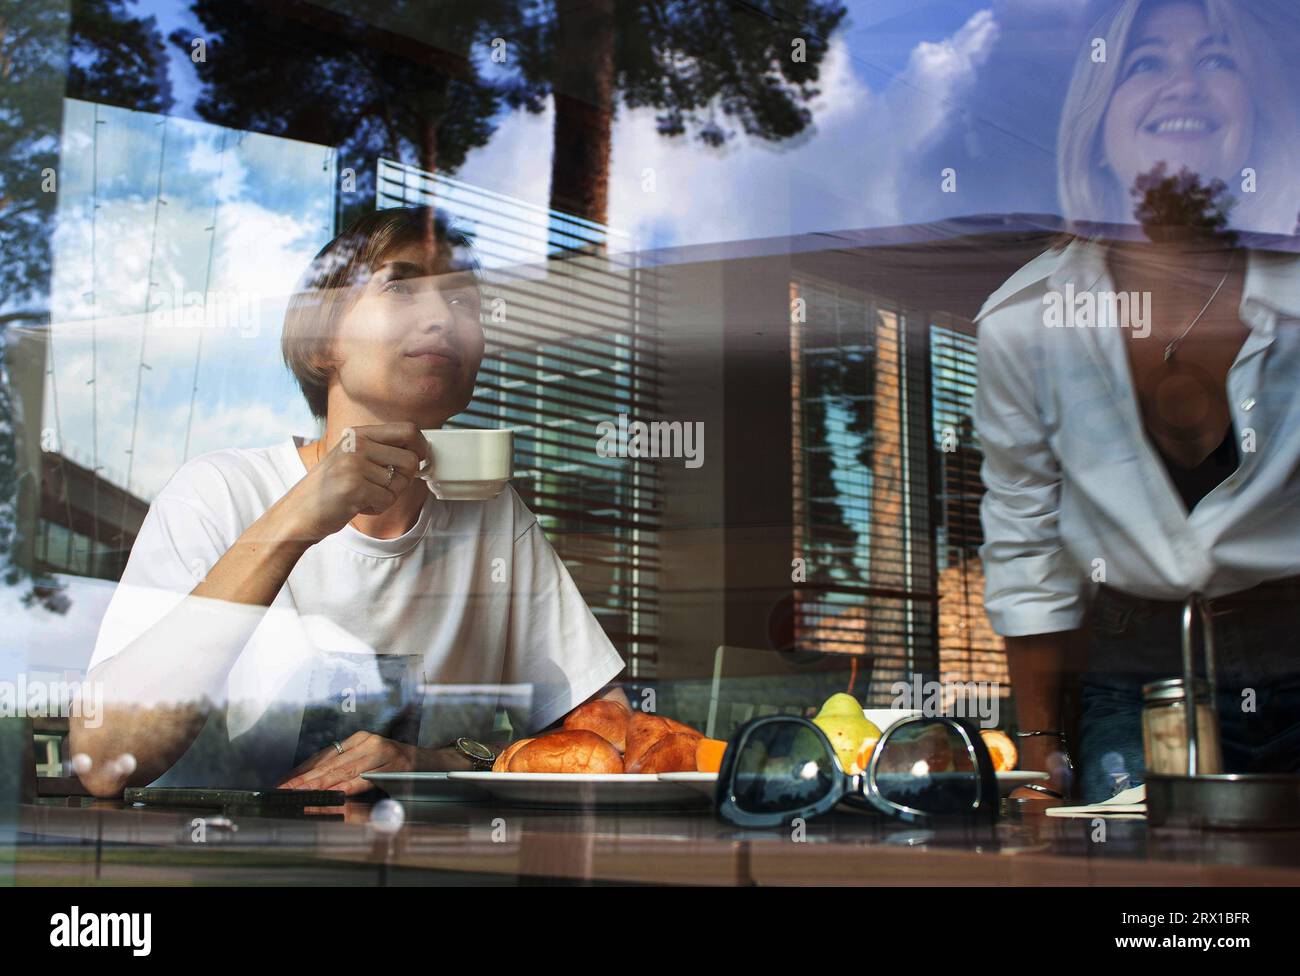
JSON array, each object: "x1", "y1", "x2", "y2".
[{"x1": 14, "y1": 797, "x2": 1300, "y2": 886}]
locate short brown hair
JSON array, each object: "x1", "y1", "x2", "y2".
[{"x1": 282, "y1": 206, "x2": 477, "y2": 420}]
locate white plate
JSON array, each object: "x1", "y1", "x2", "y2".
[
  {"x1": 366, "y1": 769, "x2": 1051, "y2": 806},
  {"x1": 362, "y1": 771, "x2": 493, "y2": 803},
  {"x1": 655, "y1": 772, "x2": 718, "y2": 797},
  {"x1": 862, "y1": 708, "x2": 921, "y2": 732},
  {"x1": 659, "y1": 770, "x2": 1049, "y2": 799},
  {"x1": 445, "y1": 771, "x2": 711, "y2": 809}
]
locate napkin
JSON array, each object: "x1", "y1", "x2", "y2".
[{"x1": 1045, "y1": 784, "x2": 1146, "y2": 819}]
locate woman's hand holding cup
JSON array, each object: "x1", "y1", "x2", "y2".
[{"x1": 276, "y1": 422, "x2": 432, "y2": 545}]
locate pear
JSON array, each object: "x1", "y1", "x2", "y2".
[
  {"x1": 812, "y1": 711, "x2": 882, "y2": 774},
  {"x1": 815, "y1": 692, "x2": 864, "y2": 719}
]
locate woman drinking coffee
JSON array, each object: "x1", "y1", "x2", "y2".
[{"x1": 71, "y1": 206, "x2": 626, "y2": 795}]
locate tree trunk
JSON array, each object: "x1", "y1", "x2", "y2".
[
  {"x1": 419, "y1": 112, "x2": 438, "y2": 211},
  {"x1": 547, "y1": 0, "x2": 615, "y2": 250},
  {"x1": 413, "y1": 68, "x2": 452, "y2": 191}
]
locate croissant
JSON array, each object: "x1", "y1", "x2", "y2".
[
  {"x1": 562, "y1": 699, "x2": 632, "y2": 752},
  {"x1": 492, "y1": 738, "x2": 535, "y2": 773},
  {"x1": 505, "y1": 730, "x2": 624, "y2": 774},
  {"x1": 623, "y1": 711, "x2": 702, "y2": 771},
  {"x1": 625, "y1": 732, "x2": 700, "y2": 774}
]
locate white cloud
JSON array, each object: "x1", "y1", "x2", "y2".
[
  {"x1": 0, "y1": 575, "x2": 118, "y2": 672},
  {"x1": 457, "y1": 103, "x2": 554, "y2": 212},
  {"x1": 45, "y1": 102, "x2": 332, "y2": 502},
  {"x1": 871, "y1": 8, "x2": 1001, "y2": 219},
  {"x1": 453, "y1": 10, "x2": 1002, "y2": 251},
  {"x1": 44, "y1": 306, "x2": 316, "y2": 498},
  {"x1": 449, "y1": 104, "x2": 556, "y2": 264},
  {"x1": 603, "y1": 9, "x2": 1000, "y2": 249},
  {"x1": 890, "y1": 9, "x2": 1001, "y2": 154},
  {"x1": 605, "y1": 35, "x2": 874, "y2": 246}
]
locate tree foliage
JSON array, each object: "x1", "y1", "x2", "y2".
[
  {"x1": 505, "y1": 0, "x2": 847, "y2": 227},
  {"x1": 171, "y1": 0, "x2": 524, "y2": 227}
]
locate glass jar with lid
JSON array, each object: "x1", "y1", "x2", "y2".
[{"x1": 1141, "y1": 677, "x2": 1222, "y2": 776}]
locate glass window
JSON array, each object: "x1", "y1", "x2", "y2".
[{"x1": 5, "y1": 0, "x2": 1300, "y2": 890}]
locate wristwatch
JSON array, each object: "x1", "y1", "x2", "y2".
[{"x1": 448, "y1": 736, "x2": 497, "y2": 770}]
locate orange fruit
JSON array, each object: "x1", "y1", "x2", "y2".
[
  {"x1": 694, "y1": 737, "x2": 728, "y2": 773},
  {"x1": 853, "y1": 735, "x2": 881, "y2": 774},
  {"x1": 980, "y1": 729, "x2": 1018, "y2": 772}
]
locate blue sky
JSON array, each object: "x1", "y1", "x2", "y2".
[
  {"x1": 45, "y1": 1, "x2": 1108, "y2": 501},
  {"x1": 130, "y1": 0, "x2": 1105, "y2": 250},
  {"x1": 124, "y1": 0, "x2": 1300, "y2": 249}
]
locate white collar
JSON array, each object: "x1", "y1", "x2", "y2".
[{"x1": 977, "y1": 237, "x2": 1300, "y2": 334}]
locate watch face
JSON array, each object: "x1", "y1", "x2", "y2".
[{"x1": 457, "y1": 737, "x2": 495, "y2": 762}]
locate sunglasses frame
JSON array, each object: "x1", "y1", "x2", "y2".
[{"x1": 714, "y1": 714, "x2": 1000, "y2": 829}]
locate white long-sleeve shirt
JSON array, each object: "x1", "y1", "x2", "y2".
[{"x1": 974, "y1": 238, "x2": 1300, "y2": 637}]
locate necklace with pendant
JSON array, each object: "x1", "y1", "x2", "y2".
[{"x1": 1160, "y1": 250, "x2": 1237, "y2": 363}]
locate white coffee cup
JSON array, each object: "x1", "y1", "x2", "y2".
[{"x1": 418, "y1": 428, "x2": 514, "y2": 501}]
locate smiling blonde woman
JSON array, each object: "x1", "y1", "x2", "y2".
[
  {"x1": 975, "y1": 0, "x2": 1300, "y2": 803},
  {"x1": 1058, "y1": 0, "x2": 1300, "y2": 236}
]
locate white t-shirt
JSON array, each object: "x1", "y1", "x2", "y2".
[{"x1": 90, "y1": 438, "x2": 624, "y2": 787}]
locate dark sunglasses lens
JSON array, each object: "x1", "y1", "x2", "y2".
[
  {"x1": 873, "y1": 720, "x2": 981, "y2": 814},
  {"x1": 731, "y1": 722, "x2": 836, "y2": 815}
]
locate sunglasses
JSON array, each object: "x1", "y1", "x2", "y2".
[{"x1": 714, "y1": 714, "x2": 1000, "y2": 828}]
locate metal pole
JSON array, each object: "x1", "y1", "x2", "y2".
[{"x1": 1180, "y1": 595, "x2": 1200, "y2": 776}]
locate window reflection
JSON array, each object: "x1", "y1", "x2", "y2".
[{"x1": 0, "y1": 0, "x2": 1297, "y2": 846}]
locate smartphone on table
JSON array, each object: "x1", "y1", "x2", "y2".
[{"x1": 124, "y1": 787, "x2": 346, "y2": 809}]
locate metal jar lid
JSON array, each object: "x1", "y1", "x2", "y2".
[{"x1": 1141, "y1": 676, "x2": 1211, "y2": 704}]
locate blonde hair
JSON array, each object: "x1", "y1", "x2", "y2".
[{"x1": 1057, "y1": 0, "x2": 1300, "y2": 237}]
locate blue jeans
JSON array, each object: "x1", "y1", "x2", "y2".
[{"x1": 1077, "y1": 584, "x2": 1300, "y2": 804}]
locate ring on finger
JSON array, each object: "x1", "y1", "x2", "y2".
[{"x1": 383, "y1": 464, "x2": 395, "y2": 488}]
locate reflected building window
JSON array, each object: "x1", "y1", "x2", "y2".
[
  {"x1": 930, "y1": 320, "x2": 1005, "y2": 691},
  {"x1": 790, "y1": 272, "x2": 1009, "y2": 704},
  {"x1": 791, "y1": 274, "x2": 938, "y2": 703}
]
